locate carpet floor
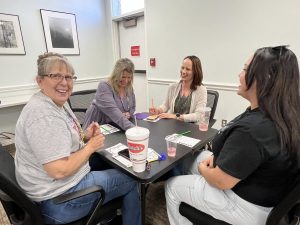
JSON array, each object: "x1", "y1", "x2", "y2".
[{"x1": 0, "y1": 202, "x2": 10, "y2": 225}]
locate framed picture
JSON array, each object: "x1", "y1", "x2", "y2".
[
  {"x1": 40, "y1": 9, "x2": 80, "y2": 55},
  {"x1": 0, "y1": 13, "x2": 26, "y2": 55}
]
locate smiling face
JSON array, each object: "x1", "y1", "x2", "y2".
[
  {"x1": 36, "y1": 62, "x2": 74, "y2": 107},
  {"x1": 118, "y1": 71, "x2": 133, "y2": 89},
  {"x1": 180, "y1": 58, "x2": 194, "y2": 83}
]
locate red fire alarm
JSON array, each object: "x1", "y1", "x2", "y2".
[{"x1": 150, "y1": 58, "x2": 156, "y2": 67}]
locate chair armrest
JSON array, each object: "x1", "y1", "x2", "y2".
[
  {"x1": 52, "y1": 185, "x2": 105, "y2": 204},
  {"x1": 179, "y1": 202, "x2": 231, "y2": 225},
  {"x1": 0, "y1": 189, "x2": 13, "y2": 201},
  {"x1": 71, "y1": 108, "x2": 88, "y2": 113}
]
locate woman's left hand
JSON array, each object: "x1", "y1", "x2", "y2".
[
  {"x1": 159, "y1": 113, "x2": 176, "y2": 119},
  {"x1": 84, "y1": 122, "x2": 100, "y2": 140},
  {"x1": 123, "y1": 112, "x2": 131, "y2": 119}
]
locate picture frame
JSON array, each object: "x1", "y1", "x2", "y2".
[
  {"x1": 0, "y1": 13, "x2": 26, "y2": 55},
  {"x1": 40, "y1": 9, "x2": 80, "y2": 55}
]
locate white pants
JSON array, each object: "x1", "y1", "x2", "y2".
[{"x1": 165, "y1": 150, "x2": 272, "y2": 225}]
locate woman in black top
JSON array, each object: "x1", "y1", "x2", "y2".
[{"x1": 165, "y1": 46, "x2": 300, "y2": 225}]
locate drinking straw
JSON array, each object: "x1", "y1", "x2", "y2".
[{"x1": 134, "y1": 114, "x2": 138, "y2": 126}]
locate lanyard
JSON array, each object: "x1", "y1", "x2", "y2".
[
  {"x1": 63, "y1": 106, "x2": 85, "y2": 143},
  {"x1": 120, "y1": 96, "x2": 130, "y2": 112}
]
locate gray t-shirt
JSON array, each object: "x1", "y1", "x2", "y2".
[{"x1": 15, "y1": 91, "x2": 90, "y2": 202}]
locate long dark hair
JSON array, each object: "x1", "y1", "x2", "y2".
[
  {"x1": 246, "y1": 46, "x2": 300, "y2": 158},
  {"x1": 184, "y1": 55, "x2": 203, "y2": 90}
]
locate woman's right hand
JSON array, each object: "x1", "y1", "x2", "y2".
[
  {"x1": 149, "y1": 107, "x2": 159, "y2": 115},
  {"x1": 86, "y1": 133, "x2": 105, "y2": 152}
]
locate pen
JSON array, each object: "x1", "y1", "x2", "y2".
[
  {"x1": 177, "y1": 130, "x2": 191, "y2": 136},
  {"x1": 151, "y1": 98, "x2": 154, "y2": 108}
]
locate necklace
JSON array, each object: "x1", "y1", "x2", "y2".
[
  {"x1": 174, "y1": 91, "x2": 192, "y2": 114},
  {"x1": 120, "y1": 96, "x2": 130, "y2": 112}
]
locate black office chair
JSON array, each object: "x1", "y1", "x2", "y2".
[
  {"x1": 67, "y1": 89, "x2": 97, "y2": 126},
  {"x1": 0, "y1": 144, "x2": 122, "y2": 225},
  {"x1": 179, "y1": 176, "x2": 300, "y2": 225},
  {"x1": 207, "y1": 90, "x2": 219, "y2": 127}
]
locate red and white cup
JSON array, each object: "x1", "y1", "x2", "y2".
[{"x1": 125, "y1": 126, "x2": 150, "y2": 173}]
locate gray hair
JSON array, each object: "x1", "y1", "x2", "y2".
[{"x1": 37, "y1": 52, "x2": 75, "y2": 77}]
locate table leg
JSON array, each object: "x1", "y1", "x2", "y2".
[{"x1": 141, "y1": 183, "x2": 146, "y2": 225}]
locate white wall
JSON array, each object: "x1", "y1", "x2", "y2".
[
  {"x1": 2, "y1": 0, "x2": 300, "y2": 132},
  {"x1": 0, "y1": 0, "x2": 114, "y2": 87},
  {"x1": 0, "y1": 0, "x2": 114, "y2": 132},
  {"x1": 144, "y1": 0, "x2": 300, "y2": 128}
]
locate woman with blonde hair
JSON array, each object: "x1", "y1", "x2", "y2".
[{"x1": 83, "y1": 58, "x2": 136, "y2": 131}]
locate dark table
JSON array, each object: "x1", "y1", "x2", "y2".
[{"x1": 97, "y1": 119, "x2": 218, "y2": 225}]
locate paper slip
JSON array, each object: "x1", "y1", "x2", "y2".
[
  {"x1": 105, "y1": 143, "x2": 128, "y2": 154},
  {"x1": 144, "y1": 117, "x2": 160, "y2": 122},
  {"x1": 105, "y1": 143, "x2": 162, "y2": 167},
  {"x1": 112, "y1": 155, "x2": 132, "y2": 167},
  {"x1": 169, "y1": 133, "x2": 200, "y2": 148},
  {"x1": 147, "y1": 148, "x2": 160, "y2": 162},
  {"x1": 100, "y1": 124, "x2": 120, "y2": 135}
]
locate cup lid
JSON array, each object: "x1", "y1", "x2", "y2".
[{"x1": 125, "y1": 126, "x2": 150, "y2": 140}]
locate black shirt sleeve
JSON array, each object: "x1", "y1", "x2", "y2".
[{"x1": 216, "y1": 129, "x2": 264, "y2": 180}]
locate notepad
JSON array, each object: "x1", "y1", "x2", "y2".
[
  {"x1": 112, "y1": 154, "x2": 132, "y2": 167},
  {"x1": 105, "y1": 143, "x2": 128, "y2": 154},
  {"x1": 100, "y1": 124, "x2": 120, "y2": 135},
  {"x1": 167, "y1": 133, "x2": 201, "y2": 148}
]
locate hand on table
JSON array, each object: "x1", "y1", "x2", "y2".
[
  {"x1": 158, "y1": 113, "x2": 176, "y2": 119},
  {"x1": 149, "y1": 107, "x2": 160, "y2": 115}
]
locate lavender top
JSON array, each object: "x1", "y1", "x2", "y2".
[{"x1": 83, "y1": 81, "x2": 136, "y2": 131}]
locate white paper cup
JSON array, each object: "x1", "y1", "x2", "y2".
[
  {"x1": 199, "y1": 107, "x2": 211, "y2": 131},
  {"x1": 125, "y1": 126, "x2": 150, "y2": 172}
]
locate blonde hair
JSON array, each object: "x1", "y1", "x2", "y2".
[
  {"x1": 37, "y1": 52, "x2": 74, "y2": 77},
  {"x1": 108, "y1": 58, "x2": 135, "y2": 94}
]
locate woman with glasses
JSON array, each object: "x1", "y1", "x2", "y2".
[
  {"x1": 14, "y1": 52, "x2": 141, "y2": 225},
  {"x1": 165, "y1": 46, "x2": 300, "y2": 225},
  {"x1": 149, "y1": 55, "x2": 207, "y2": 123},
  {"x1": 83, "y1": 58, "x2": 136, "y2": 131}
]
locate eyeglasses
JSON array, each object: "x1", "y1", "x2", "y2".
[{"x1": 43, "y1": 73, "x2": 77, "y2": 82}]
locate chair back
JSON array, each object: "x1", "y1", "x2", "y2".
[
  {"x1": 207, "y1": 90, "x2": 219, "y2": 127},
  {"x1": 0, "y1": 145, "x2": 44, "y2": 225},
  {"x1": 266, "y1": 175, "x2": 300, "y2": 225},
  {"x1": 67, "y1": 90, "x2": 96, "y2": 126}
]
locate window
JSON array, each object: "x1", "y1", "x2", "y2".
[{"x1": 111, "y1": 0, "x2": 144, "y2": 17}]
